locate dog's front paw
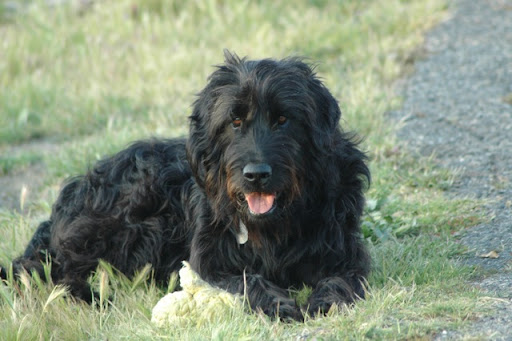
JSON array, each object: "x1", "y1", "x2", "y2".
[
  {"x1": 261, "y1": 299, "x2": 303, "y2": 321},
  {"x1": 306, "y1": 298, "x2": 336, "y2": 317}
]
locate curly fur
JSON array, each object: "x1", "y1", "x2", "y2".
[{"x1": 2, "y1": 51, "x2": 370, "y2": 320}]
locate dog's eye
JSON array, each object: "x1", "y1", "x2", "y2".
[
  {"x1": 277, "y1": 116, "x2": 288, "y2": 126},
  {"x1": 232, "y1": 117, "x2": 242, "y2": 128}
]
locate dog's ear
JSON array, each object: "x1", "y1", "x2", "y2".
[
  {"x1": 290, "y1": 60, "x2": 342, "y2": 148},
  {"x1": 187, "y1": 54, "x2": 237, "y2": 187},
  {"x1": 187, "y1": 90, "x2": 210, "y2": 187},
  {"x1": 307, "y1": 75, "x2": 343, "y2": 150},
  {"x1": 315, "y1": 82, "x2": 342, "y2": 132}
]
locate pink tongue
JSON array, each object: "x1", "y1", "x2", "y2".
[{"x1": 244, "y1": 193, "x2": 275, "y2": 214}]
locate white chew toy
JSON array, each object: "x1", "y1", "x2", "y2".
[{"x1": 151, "y1": 261, "x2": 242, "y2": 327}]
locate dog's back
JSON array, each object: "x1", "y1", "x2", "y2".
[{"x1": 4, "y1": 138, "x2": 193, "y2": 301}]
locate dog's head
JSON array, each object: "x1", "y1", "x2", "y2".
[{"x1": 187, "y1": 51, "x2": 349, "y2": 229}]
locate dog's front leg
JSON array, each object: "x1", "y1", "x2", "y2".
[
  {"x1": 212, "y1": 273, "x2": 303, "y2": 321},
  {"x1": 306, "y1": 274, "x2": 366, "y2": 316},
  {"x1": 189, "y1": 244, "x2": 302, "y2": 320}
]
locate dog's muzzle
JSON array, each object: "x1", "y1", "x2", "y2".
[{"x1": 242, "y1": 163, "x2": 276, "y2": 215}]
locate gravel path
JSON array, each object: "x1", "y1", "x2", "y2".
[{"x1": 391, "y1": 0, "x2": 512, "y2": 338}]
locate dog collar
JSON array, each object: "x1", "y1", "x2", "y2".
[{"x1": 237, "y1": 221, "x2": 248, "y2": 244}]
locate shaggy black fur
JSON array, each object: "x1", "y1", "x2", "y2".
[{"x1": 1, "y1": 51, "x2": 370, "y2": 320}]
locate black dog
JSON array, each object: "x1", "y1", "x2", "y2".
[{"x1": 1, "y1": 51, "x2": 370, "y2": 320}]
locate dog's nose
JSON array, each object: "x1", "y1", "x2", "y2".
[{"x1": 243, "y1": 163, "x2": 272, "y2": 184}]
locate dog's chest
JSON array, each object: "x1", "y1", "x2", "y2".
[{"x1": 236, "y1": 239, "x2": 306, "y2": 285}]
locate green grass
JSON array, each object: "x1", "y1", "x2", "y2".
[
  {"x1": 0, "y1": 151, "x2": 42, "y2": 175},
  {"x1": 0, "y1": 0, "x2": 489, "y2": 339}
]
